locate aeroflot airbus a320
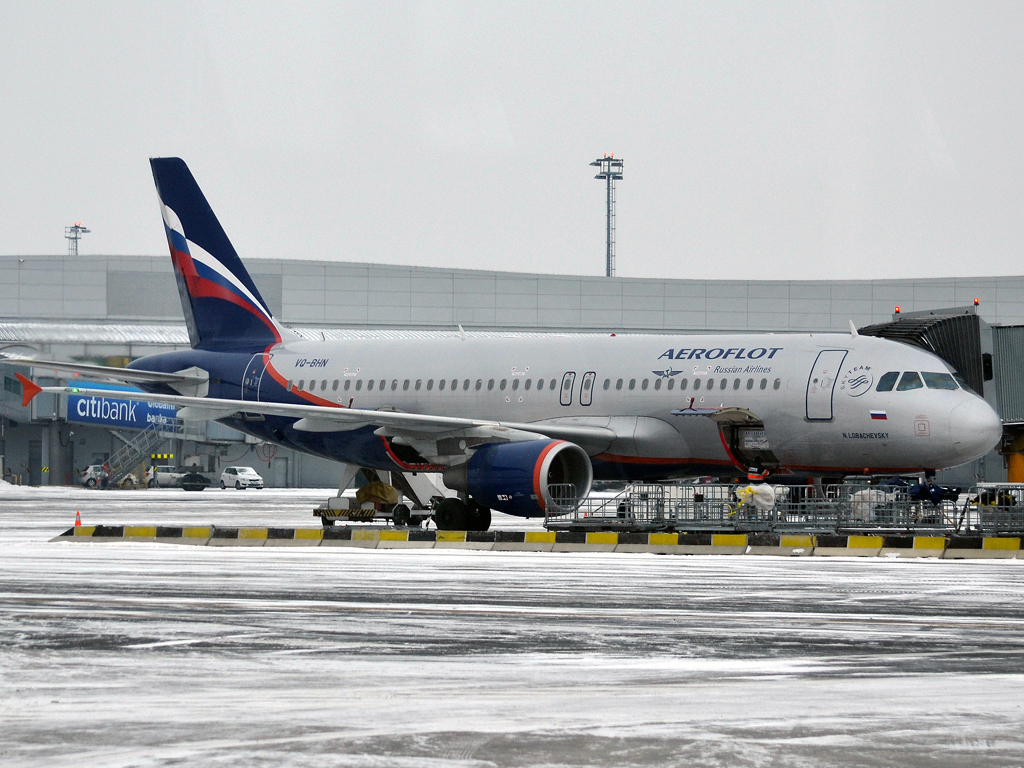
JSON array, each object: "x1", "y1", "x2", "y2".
[{"x1": 12, "y1": 158, "x2": 1002, "y2": 529}]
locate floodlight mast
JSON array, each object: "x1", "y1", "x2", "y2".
[
  {"x1": 65, "y1": 222, "x2": 90, "y2": 257},
  {"x1": 590, "y1": 155, "x2": 623, "y2": 277}
]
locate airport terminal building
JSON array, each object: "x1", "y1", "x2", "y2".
[{"x1": 2, "y1": 253, "x2": 1022, "y2": 487}]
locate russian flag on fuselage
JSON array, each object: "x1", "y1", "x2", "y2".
[{"x1": 150, "y1": 158, "x2": 286, "y2": 352}]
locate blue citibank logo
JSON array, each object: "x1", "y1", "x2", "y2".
[{"x1": 66, "y1": 381, "x2": 177, "y2": 430}]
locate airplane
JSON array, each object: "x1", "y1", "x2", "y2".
[{"x1": 9, "y1": 158, "x2": 1003, "y2": 530}]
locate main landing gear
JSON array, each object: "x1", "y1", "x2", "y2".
[{"x1": 433, "y1": 497, "x2": 491, "y2": 532}]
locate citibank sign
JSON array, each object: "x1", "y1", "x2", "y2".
[{"x1": 68, "y1": 393, "x2": 177, "y2": 430}]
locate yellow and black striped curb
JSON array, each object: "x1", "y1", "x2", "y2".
[{"x1": 50, "y1": 527, "x2": 1024, "y2": 557}]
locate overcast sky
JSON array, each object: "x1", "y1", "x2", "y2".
[{"x1": 2, "y1": 1, "x2": 1022, "y2": 281}]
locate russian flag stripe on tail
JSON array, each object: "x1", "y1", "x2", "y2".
[
  {"x1": 150, "y1": 158, "x2": 294, "y2": 352},
  {"x1": 870, "y1": 411, "x2": 887, "y2": 420}
]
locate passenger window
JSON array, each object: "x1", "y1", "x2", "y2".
[
  {"x1": 463, "y1": 379, "x2": 470, "y2": 390},
  {"x1": 537, "y1": 379, "x2": 544, "y2": 389},
  {"x1": 694, "y1": 379, "x2": 701, "y2": 391},
  {"x1": 641, "y1": 379, "x2": 649, "y2": 390},
  {"x1": 667, "y1": 378, "x2": 675, "y2": 390},
  {"x1": 654, "y1": 378, "x2": 662, "y2": 390},
  {"x1": 475, "y1": 379, "x2": 482, "y2": 390},
  {"x1": 876, "y1": 372, "x2": 899, "y2": 392},
  {"x1": 415, "y1": 380, "x2": 422, "y2": 391},
  {"x1": 733, "y1": 378, "x2": 740, "y2": 390},
  {"x1": 439, "y1": 379, "x2": 446, "y2": 391},
  {"x1": 922, "y1": 372, "x2": 958, "y2": 390},
  {"x1": 760, "y1": 378, "x2": 767, "y2": 390},
  {"x1": 391, "y1": 380, "x2": 398, "y2": 391},
  {"x1": 427, "y1": 379, "x2": 434, "y2": 390},
  {"x1": 706, "y1": 378, "x2": 714, "y2": 389},
  {"x1": 773, "y1": 378, "x2": 781, "y2": 390},
  {"x1": 678, "y1": 379, "x2": 685, "y2": 390},
  {"x1": 287, "y1": 380, "x2": 293, "y2": 390},
  {"x1": 746, "y1": 378, "x2": 754, "y2": 390},
  {"x1": 344, "y1": 379, "x2": 351, "y2": 391},
  {"x1": 603, "y1": 379, "x2": 610, "y2": 390},
  {"x1": 550, "y1": 379, "x2": 557, "y2": 390},
  {"x1": 403, "y1": 380, "x2": 410, "y2": 391},
  {"x1": 525, "y1": 379, "x2": 532, "y2": 391},
  {"x1": 500, "y1": 379, "x2": 507, "y2": 390},
  {"x1": 332, "y1": 380, "x2": 339, "y2": 391},
  {"x1": 321, "y1": 380, "x2": 328, "y2": 391},
  {"x1": 379, "y1": 380, "x2": 385, "y2": 391},
  {"x1": 355, "y1": 380, "x2": 363, "y2": 391},
  {"x1": 897, "y1": 371, "x2": 924, "y2": 391},
  {"x1": 298, "y1": 380, "x2": 304, "y2": 391},
  {"x1": 512, "y1": 379, "x2": 520, "y2": 390},
  {"x1": 629, "y1": 379, "x2": 636, "y2": 390},
  {"x1": 451, "y1": 379, "x2": 457, "y2": 391},
  {"x1": 488, "y1": 379, "x2": 494, "y2": 390},
  {"x1": 616, "y1": 379, "x2": 623, "y2": 390},
  {"x1": 368, "y1": 380, "x2": 375, "y2": 391}
]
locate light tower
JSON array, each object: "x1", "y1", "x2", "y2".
[
  {"x1": 65, "y1": 222, "x2": 90, "y2": 257},
  {"x1": 590, "y1": 155, "x2": 623, "y2": 277}
]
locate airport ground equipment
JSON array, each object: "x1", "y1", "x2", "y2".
[
  {"x1": 104, "y1": 425, "x2": 164, "y2": 486},
  {"x1": 314, "y1": 468, "x2": 444, "y2": 528},
  {"x1": 545, "y1": 481, "x2": 1024, "y2": 536}
]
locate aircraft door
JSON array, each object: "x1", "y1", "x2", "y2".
[
  {"x1": 560, "y1": 372, "x2": 576, "y2": 406},
  {"x1": 806, "y1": 350, "x2": 847, "y2": 421},
  {"x1": 241, "y1": 354, "x2": 269, "y2": 401},
  {"x1": 579, "y1": 371, "x2": 596, "y2": 406}
]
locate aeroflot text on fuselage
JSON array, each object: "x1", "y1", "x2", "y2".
[{"x1": 658, "y1": 347, "x2": 784, "y2": 360}]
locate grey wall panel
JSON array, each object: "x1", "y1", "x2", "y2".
[
  {"x1": 249, "y1": 273, "x2": 283, "y2": 315},
  {"x1": 993, "y1": 326, "x2": 1024, "y2": 421},
  {"x1": 107, "y1": 272, "x2": 181, "y2": 318}
]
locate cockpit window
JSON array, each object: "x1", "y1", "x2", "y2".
[
  {"x1": 952, "y1": 372, "x2": 972, "y2": 391},
  {"x1": 876, "y1": 371, "x2": 900, "y2": 392},
  {"x1": 896, "y1": 371, "x2": 924, "y2": 391},
  {"x1": 922, "y1": 372, "x2": 959, "y2": 390}
]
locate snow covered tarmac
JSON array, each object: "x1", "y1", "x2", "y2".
[{"x1": 2, "y1": 487, "x2": 1024, "y2": 767}]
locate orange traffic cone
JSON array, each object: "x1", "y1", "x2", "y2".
[{"x1": 75, "y1": 511, "x2": 81, "y2": 527}]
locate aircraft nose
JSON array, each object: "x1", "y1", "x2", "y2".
[{"x1": 949, "y1": 398, "x2": 1003, "y2": 461}]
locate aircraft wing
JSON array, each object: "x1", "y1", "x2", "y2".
[
  {"x1": 17, "y1": 375, "x2": 615, "y2": 451},
  {"x1": 1, "y1": 356, "x2": 205, "y2": 387}
]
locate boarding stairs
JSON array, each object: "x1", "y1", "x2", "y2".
[{"x1": 106, "y1": 426, "x2": 166, "y2": 485}]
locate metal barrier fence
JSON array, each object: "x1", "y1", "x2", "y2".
[{"x1": 545, "y1": 482, "x2": 1024, "y2": 535}]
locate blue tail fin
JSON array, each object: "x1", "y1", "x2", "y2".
[{"x1": 150, "y1": 157, "x2": 291, "y2": 351}]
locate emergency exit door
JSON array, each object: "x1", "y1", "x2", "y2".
[{"x1": 806, "y1": 350, "x2": 847, "y2": 421}]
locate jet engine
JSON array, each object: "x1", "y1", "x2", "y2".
[{"x1": 442, "y1": 439, "x2": 593, "y2": 517}]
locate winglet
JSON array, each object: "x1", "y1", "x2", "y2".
[{"x1": 16, "y1": 373, "x2": 42, "y2": 407}]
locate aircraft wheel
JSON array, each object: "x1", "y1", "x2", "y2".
[
  {"x1": 434, "y1": 497, "x2": 468, "y2": 530},
  {"x1": 468, "y1": 502, "x2": 492, "y2": 531},
  {"x1": 393, "y1": 504, "x2": 412, "y2": 527}
]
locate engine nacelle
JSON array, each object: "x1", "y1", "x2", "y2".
[{"x1": 443, "y1": 439, "x2": 593, "y2": 517}]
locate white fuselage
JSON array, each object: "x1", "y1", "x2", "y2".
[{"x1": 259, "y1": 330, "x2": 1001, "y2": 475}]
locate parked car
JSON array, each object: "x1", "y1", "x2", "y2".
[
  {"x1": 80, "y1": 464, "x2": 109, "y2": 488},
  {"x1": 220, "y1": 466, "x2": 264, "y2": 490},
  {"x1": 147, "y1": 465, "x2": 186, "y2": 488}
]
